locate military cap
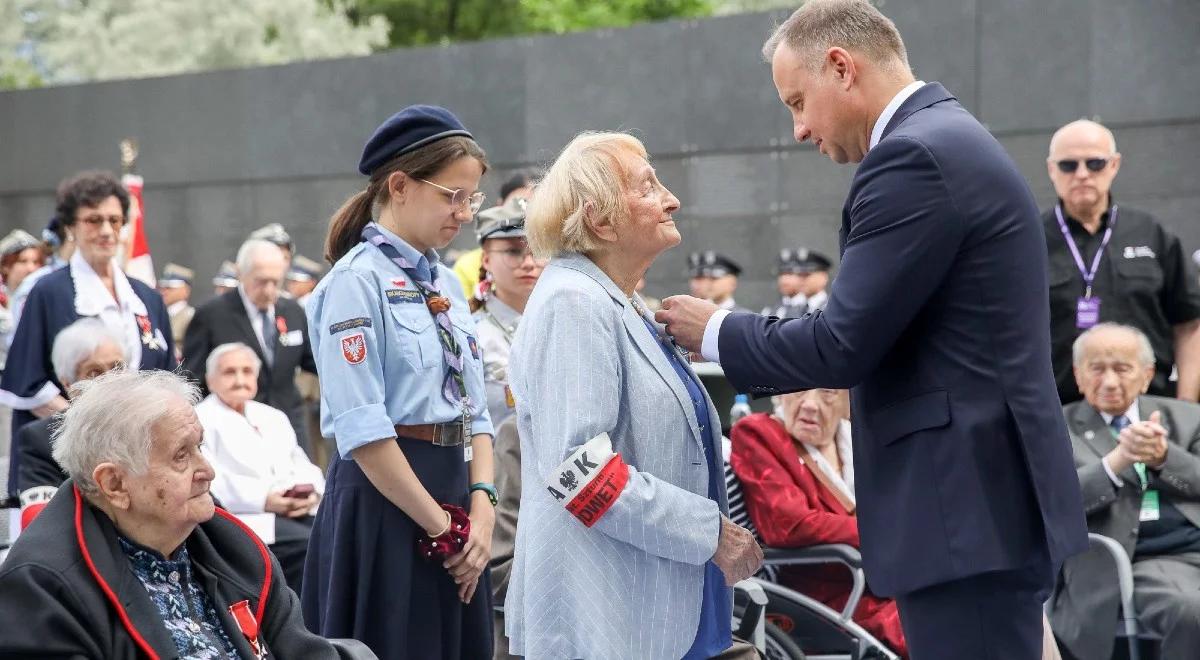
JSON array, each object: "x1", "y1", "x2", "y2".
[
  {"x1": 158, "y1": 263, "x2": 194, "y2": 288},
  {"x1": 358, "y1": 105, "x2": 474, "y2": 176},
  {"x1": 287, "y1": 254, "x2": 326, "y2": 283},
  {"x1": 699, "y1": 250, "x2": 741, "y2": 278},
  {"x1": 0, "y1": 229, "x2": 40, "y2": 258},
  {"x1": 777, "y1": 247, "x2": 832, "y2": 275},
  {"x1": 212, "y1": 260, "x2": 239, "y2": 288},
  {"x1": 476, "y1": 197, "x2": 528, "y2": 244},
  {"x1": 248, "y1": 223, "x2": 293, "y2": 251}
]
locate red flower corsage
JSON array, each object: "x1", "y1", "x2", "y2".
[{"x1": 416, "y1": 503, "x2": 470, "y2": 561}]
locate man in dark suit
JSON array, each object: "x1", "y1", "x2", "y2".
[
  {"x1": 182, "y1": 239, "x2": 316, "y2": 442},
  {"x1": 1054, "y1": 323, "x2": 1200, "y2": 660},
  {"x1": 657, "y1": 1, "x2": 1088, "y2": 657}
]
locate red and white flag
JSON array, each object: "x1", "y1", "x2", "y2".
[{"x1": 120, "y1": 174, "x2": 155, "y2": 287}]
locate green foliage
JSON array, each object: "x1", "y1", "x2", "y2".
[{"x1": 347, "y1": 0, "x2": 717, "y2": 48}]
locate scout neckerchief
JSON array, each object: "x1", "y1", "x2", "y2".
[
  {"x1": 362, "y1": 224, "x2": 467, "y2": 409},
  {"x1": 1055, "y1": 203, "x2": 1118, "y2": 329}
]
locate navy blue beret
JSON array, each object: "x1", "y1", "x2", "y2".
[{"x1": 358, "y1": 105, "x2": 474, "y2": 176}]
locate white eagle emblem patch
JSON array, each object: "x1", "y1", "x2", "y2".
[{"x1": 341, "y1": 332, "x2": 367, "y2": 365}]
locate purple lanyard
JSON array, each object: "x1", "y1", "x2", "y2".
[{"x1": 1054, "y1": 203, "x2": 1118, "y2": 299}]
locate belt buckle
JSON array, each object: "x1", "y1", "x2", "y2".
[{"x1": 432, "y1": 423, "x2": 462, "y2": 447}]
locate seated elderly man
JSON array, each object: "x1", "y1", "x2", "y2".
[
  {"x1": 14, "y1": 317, "x2": 125, "y2": 529},
  {"x1": 0, "y1": 369, "x2": 349, "y2": 659},
  {"x1": 196, "y1": 342, "x2": 324, "y2": 592},
  {"x1": 1051, "y1": 323, "x2": 1200, "y2": 660},
  {"x1": 730, "y1": 388, "x2": 908, "y2": 657}
]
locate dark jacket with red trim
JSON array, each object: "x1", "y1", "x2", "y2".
[{"x1": 0, "y1": 481, "x2": 341, "y2": 660}]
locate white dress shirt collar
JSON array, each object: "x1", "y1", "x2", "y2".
[
  {"x1": 70, "y1": 250, "x2": 147, "y2": 317},
  {"x1": 1100, "y1": 399, "x2": 1142, "y2": 426},
  {"x1": 806, "y1": 290, "x2": 829, "y2": 311},
  {"x1": 869, "y1": 80, "x2": 926, "y2": 150}
]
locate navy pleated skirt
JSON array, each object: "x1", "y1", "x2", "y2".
[{"x1": 301, "y1": 436, "x2": 493, "y2": 659}]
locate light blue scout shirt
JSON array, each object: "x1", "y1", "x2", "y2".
[{"x1": 305, "y1": 223, "x2": 493, "y2": 458}]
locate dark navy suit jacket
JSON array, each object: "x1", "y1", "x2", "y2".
[
  {"x1": 718, "y1": 83, "x2": 1088, "y2": 597},
  {"x1": 2, "y1": 265, "x2": 176, "y2": 498}
]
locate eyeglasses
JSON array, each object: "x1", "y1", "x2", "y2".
[
  {"x1": 417, "y1": 178, "x2": 486, "y2": 214},
  {"x1": 78, "y1": 214, "x2": 125, "y2": 230},
  {"x1": 486, "y1": 247, "x2": 547, "y2": 268},
  {"x1": 1055, "y1": 158, "x2": 1110, "y2": 174}
]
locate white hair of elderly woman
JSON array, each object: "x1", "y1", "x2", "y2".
[
  {"x1": 52, "y1": 368, "x2": 200, "y2": 495},
  {"x1": 236, "y1": 238, "x2": 285, "y2": 275},
  {"x1": 525, "y1": 131, "x2": 648, "y2": 259},
  {"x1": 50, "y1": 317, "x2": 127, "y2": 384},
  {"x1": 205, "y1": 342, "x2": 262, "y2": 378}
]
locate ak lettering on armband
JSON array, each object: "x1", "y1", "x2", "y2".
[{"x1": 544, "y1": 433, "x2": 630, "y2": 528}]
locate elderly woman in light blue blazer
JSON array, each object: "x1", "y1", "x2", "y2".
[{"x1": 505, "y1": 132, "x2": 763, "y2": 660}]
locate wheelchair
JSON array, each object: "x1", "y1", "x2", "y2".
[
  {"x1": 723, "y1": 461, "x2": 898, "y2": 659},
  {"x1": 1048, "y1": 533, "x2": 1160, "y2": 660}
]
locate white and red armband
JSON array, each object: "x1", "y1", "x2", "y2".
[
  {"x1": 544, "y1": 433, "x2": 630, "y2": 527},
  {"x1": 19, "y1": 485, "x2": 57, "y2": 529}
]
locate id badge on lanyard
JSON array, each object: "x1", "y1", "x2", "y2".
[{"x1": 1056, "y1": 204, "x2": 1118, "y2": 329}]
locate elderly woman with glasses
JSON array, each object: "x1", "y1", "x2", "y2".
[
  {"x1": 1, "y1": 170, "x2": 176, "y2": 502},
  {"x1": 730, "y1": 388, "x2": 908, "y2": 657},
  {"x1": 504, "y1": 131, "x2": 763, "y2": 660},
  {"x1": 0, "y1": 369, "x2": 352, "y2": 659}
]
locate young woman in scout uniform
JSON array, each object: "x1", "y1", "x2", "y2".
[{"x1": 301, "y1": 105, "x2": 497, "y2": 659}]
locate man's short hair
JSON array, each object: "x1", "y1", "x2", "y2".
[
  {"x1": 236, "y1": 238, "x2": 284, "y2": 276},
  {"x1": 206, "y1": 342, "x2": 261, "y2": 378},
  {"x1": 50, "y1": 318, "x2": 127, "y2": 385},
  {"x1": 1072, "y1": 323, "x2": 1154, "y2": 368},
  {"x1": 500, "y1": 170, "x2": 536, "y2": 202},
  {"x1": 762, "y1": 0, "x2": 909, "y2": 72}
]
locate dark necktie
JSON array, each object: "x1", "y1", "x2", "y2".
[
  {"x1": 260, "y1": 309, "x2": 277, "y2": 368},
  {"x1": 1110, "y1": 414, "x2": 1131, "y2": 434}
]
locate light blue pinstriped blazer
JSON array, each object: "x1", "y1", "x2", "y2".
[{"x1": 505, "y1": 252, "x2": 729, "y2": 660}]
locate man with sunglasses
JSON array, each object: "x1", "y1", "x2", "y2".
[{"x1": 1044, "y1": 119, "x2": 1200, "y2": 405}]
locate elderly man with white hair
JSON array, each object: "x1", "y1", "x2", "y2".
[
  {"x1": 1052, "y1": 323, "x2": 1200, "y2": 660},
  {"x1": 182, "y1": 238, "x2": 317, "y2": 444},
  {"x1": 14, "y1": 317, "x2": 125, "y2": 529},
  {"x1": 0, "y1": 369, "x2": 357, "y2": 659},
  {"x1": 196, "y1": 341, "x2": 324, "y2": 591}
]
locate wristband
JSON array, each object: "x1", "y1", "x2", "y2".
[{"x1": 470, "y1": 482, "x2": 498, "y2": 506}]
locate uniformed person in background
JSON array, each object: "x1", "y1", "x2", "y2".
[
  {"x1": 157, "y1": 262, "x2": 195, "y2": 351},
  {"x1": 286, "y1": 254, "x2": 325, "y2": 306},
  {"x1": 687, "y1": 251, "x2": 712, "y2": 301},
  {"x1": 763, "y1": 248, "x2": 808, "y2": 318},
  {"x1": 470, "y1": 197, "x2": 545, "y2": 431},
  {"x1": 796, "y1": 248, "x2": 833, "y2": 313},
  {"x1": 454, "y1": 171, "x2": 537, "y2": 300},
  {"x1": 212, "y1": 260, "x2": 239, "y2": 298},
  {"x1": 288, "y1": 253, "x2": 330, "y2": 466},
  {"x1": 302, "y1": 104, "x2": 496, "y2": 659},
  {"x1": 249, "y1": 222, "x2": 295, "y2": 265},
  {"x1": 695, "y1": 250, "x2": 751, "y2": 313}
]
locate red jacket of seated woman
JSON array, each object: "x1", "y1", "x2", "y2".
[{"x1": 731, "y1": 410, "x2": 908, "y2": 658}]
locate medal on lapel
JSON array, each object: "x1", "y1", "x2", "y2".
[
  {"x1": 275, "y1": 316, "x2": 292, "y2": 346},
  {"x1": 427, "y1": 295, "x2": 451, "y2": 314},
  {"x1": 135, "y1": 314, "x2": 158, "y2": 349},
  {"x1": 228, "y1": 600, "x2": 267, "y2": 659}
]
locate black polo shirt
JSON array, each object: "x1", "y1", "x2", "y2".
[{"x1": 1044, "y1": 199, "x2": 1200, "y2": 404}]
